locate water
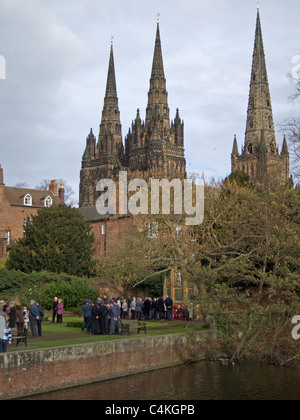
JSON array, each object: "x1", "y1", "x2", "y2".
[{"x1": 25, "y1": 361, "x2": 300, "y2": 400}]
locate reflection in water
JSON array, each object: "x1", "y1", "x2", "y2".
[{"x1": 25, "y1": 361, "x2": 300, "y2": 400}]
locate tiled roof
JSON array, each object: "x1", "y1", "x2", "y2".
[{"x1": 4, "y1": 186, "x2": 62, "y2": 208}]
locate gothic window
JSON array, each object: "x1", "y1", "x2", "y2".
[
  {"x1": 249, "y1": 118, "x2": 254, "y2": 129},
  {"x1": 253, "y1": 73, "x2": 256, "y2": 81},
  {"x1": 24, "y1": 194, "x2": 32, "y2": 206},
  {"x1": 267, "y1": 99, "x2": 270, "y2": 107},
  {"x1": 248, "y1": 143, "x2": 253, "y2": 154}
]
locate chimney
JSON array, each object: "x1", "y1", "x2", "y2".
[
  {"x1": 0, "y1": 164, "x2": 4, "y2": 186},
  {"x1": 58, "y1": 183, "x2": 65, "y2": 203},
  {"x1": 49, "y1": 180, "x2": 58, "y2": 195}
]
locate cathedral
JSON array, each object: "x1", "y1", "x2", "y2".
[
  {"x1": 79, "y1": 21, "x2": 186, "y2": 208},
  {"x1": 77, "y1": 8, "x2": 291, "y2": 302},
  {"x1": 231, "y1": 8, "x2": 290, "y2": 182}
]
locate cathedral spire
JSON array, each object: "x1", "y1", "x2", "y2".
[
  {"x1": 244, "y1": 8, "x2": 276, "y2": 155},
  {"x1": 145, "y1": 20, "x2": 170, "y2": 129},
  {"x1": 104, "y1": 43, "x2": 118, "y2": 105},
  {"x1": 97, "y1": 42, "x2": 123, "y2": 157},
  {"x1": 231, "y1": 8, "x2": 289, "y2": 183}
]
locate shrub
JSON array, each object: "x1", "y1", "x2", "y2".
[{"x1": 42, "y1": 279, "x2": 98, "y2": 311}]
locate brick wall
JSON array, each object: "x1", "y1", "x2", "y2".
[
  {"x1": 91, "y1": 216, "x2": 134, "y2": 260},
  {"x1": 0, "y1": 331, "x2": 215, "y2": 399}
]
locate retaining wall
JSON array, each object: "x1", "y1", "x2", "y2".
[{"x1": 0, "y1": 331, "x2": 215, "y2": 399}]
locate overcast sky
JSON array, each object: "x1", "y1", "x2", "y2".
[{"x1": 0, "y1": 0, "x2": 299, "y2": 205}]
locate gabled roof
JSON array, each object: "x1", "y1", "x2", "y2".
[{"x1": 3, "y1": 186, "x2": 62, "y2": 208}]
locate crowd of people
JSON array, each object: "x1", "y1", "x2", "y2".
[
  {"x1": 0, "y1": 299, "x2": 46, "y2": 353},
  {"x1": 0, "y1": 294, "x2": 188, "y2": 351},
  {"x1": 77, "y1": 295, "x2": 176, "y2": 336}
]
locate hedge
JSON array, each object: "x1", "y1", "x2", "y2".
[{"x1": 0, "y1": 269, "x2": 98, "y2": 311}]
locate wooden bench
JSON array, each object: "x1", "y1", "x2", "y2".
[
  {"x1": 11, "y1": 328, "x2": 28, "y2": 347},
  {"x1": 120, "y1": 320, "x2": 130, "y2": 336},
  {"x1": 137, "y1": 321, "x2": 146, "y2": 334}
]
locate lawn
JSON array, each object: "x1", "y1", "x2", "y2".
[{"x1": 7, "y1": 317, "x2": 204, "y2": 352}]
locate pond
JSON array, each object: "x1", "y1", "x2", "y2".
[{"x1": 24, "y1": 360, "x2": 300, "y2": 400}]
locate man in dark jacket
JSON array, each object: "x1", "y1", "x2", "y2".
[
  {"x1": 157, "y1": 297, "x2": 165, "y2": 320},
  {"x1": 36, "y1": 301, "x2": 44, "y2": 336},
  {"x1": 164, "y1": 296, "x2": 173, "y2": 321},
  {"x1": 8, "y1": 301, "x2": 17, "y2": 328},
  {"x1": 29, "y1": 300, "x2": 40, "y2": 337},
  {"x1": 51, "y1": 297, "x2": 58, "y2": 323},
  {"x1": 143, "y1": 298, "x2": 151, "y2": 320},
  {"x1": 80, "y1": 300, "x2": 92, "y2": 332},
  {"x1": 99, "y1": 301, "x2": 108, "y2": 335},
  {"x1": 91, "y1": 301, "x2": 101, "y2": 335}
]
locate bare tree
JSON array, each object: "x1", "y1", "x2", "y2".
[
  {"x1": 281, "y1": 69, "x2": 300, "y2": 181},
  {"x1": 35, "y1": 179, "x2": 76, "y2": 207}
]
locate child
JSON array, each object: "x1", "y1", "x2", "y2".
[{"x1": 1, "y1": 319, "x2": 12, "y2": 353}]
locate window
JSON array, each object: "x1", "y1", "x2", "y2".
[
  {"x1": 23, "y1": 217, "x2": 30, "y2": 232},
  {"x1": 146, "y1": 222, "x2": 158, "y2": 239},
  {"x1": 24, "y1": 194, "x2": 32, "y2": 206},
  {"x1": 44, "y1": 196, "x2": 53, "y2": 207},
  {"x1": 4, "y1": 230, "x2": 10, "y2": 246}
]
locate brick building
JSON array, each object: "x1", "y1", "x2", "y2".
[{"x1": 0, "y1": 165, "x2": 64, "y2": 256}]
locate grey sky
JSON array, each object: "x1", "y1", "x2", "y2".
[{"x1": 0, "y1": 0, "x2": 299, "y2": 205}]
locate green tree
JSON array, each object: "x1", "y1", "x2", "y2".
[{"x1": 7, "y1": 205, "x2": 95, "y2": 277}]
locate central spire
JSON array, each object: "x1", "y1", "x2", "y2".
[{"x1": 145, "y1": 20, "x2": 170, "y2": 130}]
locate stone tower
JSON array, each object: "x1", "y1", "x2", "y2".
[
  {"x1": 79, "y1": 22, "x2": 186, "y2": 207},
  {"x1": 79, "y1": 43, "x2": 125, "y2": 207},
  {"x1": 125, "y1": 22, "x2": 186, "y2": 180},
  {"x1": 231, "y1": 8, "x2": 289, "y2": 182}
]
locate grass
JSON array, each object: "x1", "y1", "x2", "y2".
[{"x1": 7, "y1": 317, "x2": 205, "y2": 352}]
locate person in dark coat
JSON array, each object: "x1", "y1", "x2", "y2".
[
  {"x1": 8, "y1": 301, "x2": 17, "y2": 328},
  {"x1": 80, "y1": 300, "x2": 92, "y2": 332},
  {"x1": 164, "y1": 296, "x2": 173, "y2": 321},
  {"x1": 36, "y1": 301, "x2": 44, "y2": 336},
  {"x1": 153, "y1": 298, "x2": 159, "y2": 320},
  {"x1": 143, "y1": 298, "x2": 151, "y2": 320},
  {"x1": 29, "y1": 300, "x2": 40, "y2": 337},
  {"x1": 99, "y1": 301, "x2": 108, "y2": 335},
  {"x1": 157, "y1": 297, "x2": 165, "y2": 320},
  {"x1": 91, "y1": 301, "x2": 101, "y2": 335},
  {"x1": 51, "y1": 297, "x2": 58, "y2": 323},
  {"x1": 135, "y1": 298, "x2": 143, "y2": 320}
]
